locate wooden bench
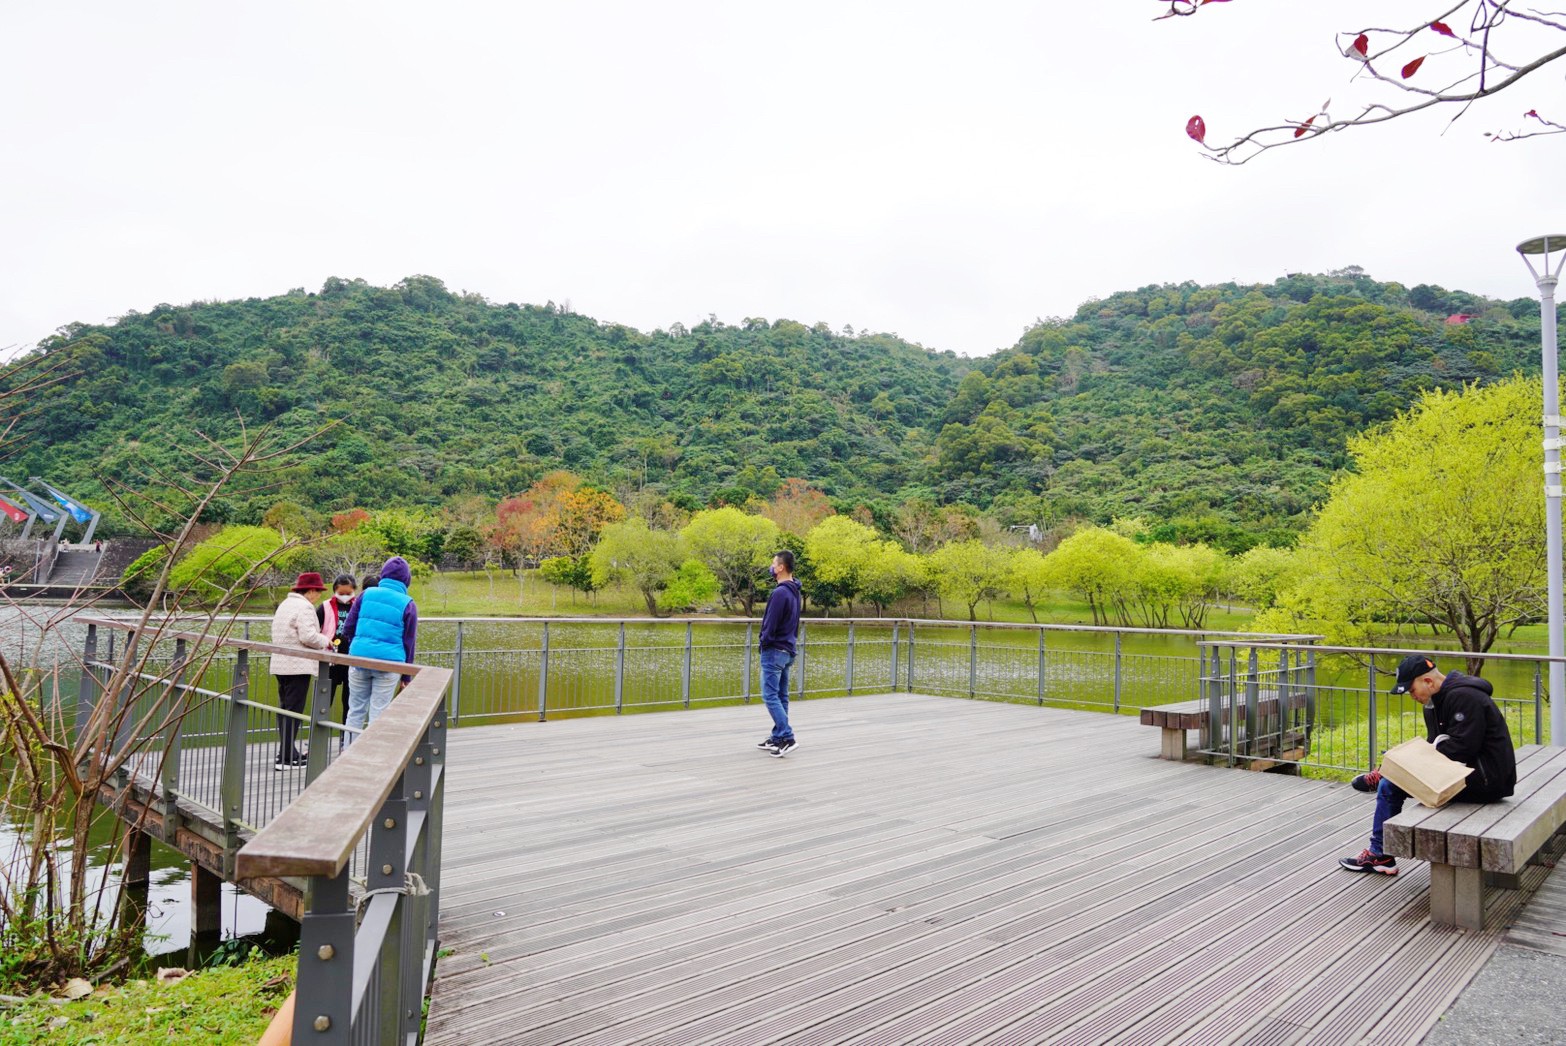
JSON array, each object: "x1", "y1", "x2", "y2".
[
  {"x1": 1142, "y1": 695, "x2": 1310, "y2": 764},
  {"x1": 1384, "y1": 744, "x2": 1566, "y2": 930}
]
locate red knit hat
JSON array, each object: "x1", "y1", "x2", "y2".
[{"x1": 291, "y1": 572, "x2": 327, "y2": 593}]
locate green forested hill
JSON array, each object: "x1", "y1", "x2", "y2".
[
  {"x1": 5, "y1": 276, "x2": 968, "y2": 522},
  {"x1": 2, "y1": 270, "x2": 1544, "y2": 543},
  {"x1": 934, "y1": 269, "x2": 1542, "y2": 544}
]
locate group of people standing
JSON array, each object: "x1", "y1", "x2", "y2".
[{"x1": 268, "y1": 556, "x2": 420, "y2": 770}]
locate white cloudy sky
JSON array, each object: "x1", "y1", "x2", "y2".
[{"x1": 2, "y1": 1, "x2": 1562, "y2": 358}]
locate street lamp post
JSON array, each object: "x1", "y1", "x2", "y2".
[{"x1": 1518, "y1": 235, "x2": 1566, "y2": 748}]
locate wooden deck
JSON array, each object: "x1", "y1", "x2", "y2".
[{"x1": 423, "y1": 693, "x2": 1533, "y2": 1046}]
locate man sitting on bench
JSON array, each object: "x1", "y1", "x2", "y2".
[{"x1": 1338, "y1": 653, "x2": 1517, "y2": 877}]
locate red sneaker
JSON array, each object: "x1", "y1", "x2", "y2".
[
  {"x1": 1338, "y1": 849, "x2": 1398, "y2": 875},
  {"x1": 1351, "y1": 770, "x2": 1383, "y2": 792}
]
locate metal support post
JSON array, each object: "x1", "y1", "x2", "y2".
[
  {"x1": 1037, "y1": 630, "x2": 1046, "y2": 706},
  {"x1": 158, "y1": 639, "x2": 189, "y2": 838},
  {"x1": 797, "y1": 621, "x2": 806, "y2": 699},
  {"x1": 891, "y1": 623, "x2": 900, "y2": 692},
  {"x1": 846, "y1": 623, "x2": 856, "y2": 696},
  {"x1": 743, "y1": 623, "x2": 753, "y2": 703},
  {"x1": 907, "y1": 623, "x2": 916, "y2": 693},
  {"x1": 682, "y1": 622, "x2": 692, "y2": 709},
  {"x1": 1227, "y1": 648, "x2": 1238, "y2": 767},
  {"x1": 306, "y1": 660, "x2": 333, "y2": 784},
  {"x1": 1244, "y1": 647, "x2": 1259, "y2": 754},
  {"x1": 75, "y1": 623, "x2": 99, "y2": 737},
  {"x1": 615, "y1": 622, "x2": 626, "y2": 713},
  {"x1": 1113, "y1": 631, "x2": 1123, "y2": 713},
  {"x1": 537, "y1": 622, "x2": 550, "y2": 722},
  {"x1": 968, "y1": 624, "x2": 978, "y2": 699},
  {"x1": 1537, "y1": 661, "x2": 1546, "y2": 743},
  {"x1": 1368, "y1": 653, "x2": 1379, "y2": 771},
  {"x1": 451, "y1": 620, "x2": 464, "y2": 724},
  {"x1": 293, "y1": 870, "x2": 354, "y2": 1045},
  {"x1": 220, "y1": 650, "x2": 251, "y2": 877}
]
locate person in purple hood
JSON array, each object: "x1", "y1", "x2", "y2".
[
  {"x1": 755, "y1": 550, "x2": 803, "y2": 757},
  {"x1": 342, "y1": 556, "x2": 419, "y2": 740}
]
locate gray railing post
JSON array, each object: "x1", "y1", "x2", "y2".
[
  {"x1": 1536, "y1": 660, "x2": 1545, "y2": 743},
  {"x1": 615, "y1": 622, "x2": 626, "y2": 714},
  {"x1": 421, "y1": 699, "x2": 448, "y2": 956},
  {"x1": 1244, "y1": 647, "x2": 1260, "y2": 755},
  {"x1": 306, "y1": 659, "x2": 334, "y2": 784},
  {"x1": 1037, "y1": 629, "x2": 1046, "y2": 707},
  {"x1": 1204, "y1": 645, "x2": 1221, "y2": 752},
  {"x1": 797, "y1": 621, "x2": 806, "y2": 699},
  {"x1": 743, "y1": 623, "x2": 753, "y2": 703},
  {"x1": 451, "y1": 620, "x2": 465, "y2": 725},
  {"x1": 891, "y1": 623, "x2": 900, "y2": 692},
  {"x1": 907, "y1": 623, "x2": 916, "y2": 693},
  {"x1": 111, "y1": 628, "x2": 138, "y2": 760},
  {"x1": 1113, "y1": 631, "x2": 1123, "y2": 713},
  {"x1": 682, "y1": 622, "x2": 693, "y2": 709},
  {"x1": 537, "y1": 622, "x2": 550, "y2": 722},
  {"x1": 846, "y1": 623, "x2": 856, "y2": 697},
  {"x1": 368, "y1": 772, "x2": 410, "y2": 1039},
  {"x1": 158, "y1": 639, "x2": 189, "y2": 839},
  {"x1": 220, "y1": 649, "x2": 251, "y2": 878},
  {"x1": 76, "y1": 622, "x2": 99, "y2": 737},
  {"x1": 968, "y1": 624, "x2": 978, "y2": 699},
  {"x1": 293, "y1": 870, "x2": 354, "y2": 1045},
  {"x1": 1368, "y1": 653, "x2": 1378, "y2": 771},
  {"x1": 1227, "y1": 648, "x2": 1238, "y2": 767},
  {"x1": 1305, "y1": 648, "x2": 1317, "y2": 729}
]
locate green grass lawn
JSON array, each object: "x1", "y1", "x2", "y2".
[{"x1": 1, "y1": 953, "x2": 294, "y2": 1044}]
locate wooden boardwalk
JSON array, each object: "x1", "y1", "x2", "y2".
[{"x1": 423, "y1": 694, "x2": 1532, "y2": 1046}]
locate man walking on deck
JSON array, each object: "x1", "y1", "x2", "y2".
[
  {"x1": 755, "y1": 550, "x2": 803, "y2": 758},
  {"x1": 1338, "y1": 653, "x2": 1516, "y2": 876}
]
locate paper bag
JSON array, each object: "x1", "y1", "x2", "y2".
[{"x1": 1379, "y1": 738, "x2": 1472, "y2": 808}]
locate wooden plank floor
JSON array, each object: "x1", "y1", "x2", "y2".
[{"x1": 422, "y1": 694, "x2": 1516, "y2": 1046}]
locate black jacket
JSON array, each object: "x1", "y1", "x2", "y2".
[
  {"x1": 1423, "y1": 672, "x2": 1516, "y2": 800},
  {"x1": 759, "y1": 579, "x2": 803, "y2": 654}
]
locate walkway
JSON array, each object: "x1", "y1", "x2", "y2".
[{"x1": 423, "y1": 693, "x2": 1532, "y2": 1045}]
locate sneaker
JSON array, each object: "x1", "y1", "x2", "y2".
[
  {"x1": 274, "y1": 754, "x2": 307, "y2": 771},
  {"x1": 1338, "y1": 849, "x2": 1398, "y2": 875},
  {"x1": 770, "y1": 738, "x2": 798, "y2": 758},
  {"x1": 1351, "y1": 770, "x2": 1383, "y2": 792},
  {"x1": 756, "y1": 738, "x2": 781, "y2": 751}
]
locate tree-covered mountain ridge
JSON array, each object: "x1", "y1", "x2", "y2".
[{"x1": 4, "y1": 269, "x2": 1545, "y2": 543}]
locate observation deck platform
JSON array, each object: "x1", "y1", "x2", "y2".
[{"x1": 422, "y1": 693, "x2": 1529, "y2": 1045}]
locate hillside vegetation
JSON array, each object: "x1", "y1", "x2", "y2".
[{"x1": 3, "y1": 269, "x2": 1543, "y2": 544}]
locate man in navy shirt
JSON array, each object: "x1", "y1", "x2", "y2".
[{"x1": 756, "y1": 550, "x2": 804, "y2": 757}]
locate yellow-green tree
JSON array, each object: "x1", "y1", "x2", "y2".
[
  {"x1": 589, "y1": 518, "x2": 684, "y2": 616},
  {"x1": 1008, "y1": 547, "x2": 1051, "y2": 623},
  {"x1": 1042, "y1": 527, "x2": 1140, "y2": 626},
  {"x1": 804, "y1": 516, "x2": 880, "y2": 613},
  {"x1": 681, "y1": 507, "x2": 780, "y2": 615},
  {"x1": 1254, "y1": 378, "x2": 1546, "y2": 669},
  {"x1": 925, "y1": 539, "x2": 1012, "y2": 620}
]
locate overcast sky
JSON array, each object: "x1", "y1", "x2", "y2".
[{"x1": 2, "y1": 1, "x2": 1562, "y2": 358}]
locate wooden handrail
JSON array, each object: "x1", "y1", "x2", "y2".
[{"x1": 235, "y1": 665, "x2": 452, "y2": 880}]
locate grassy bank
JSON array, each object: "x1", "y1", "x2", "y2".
[{"x1": 1, "y1": 953, "x2": 293, "y2": 1044}]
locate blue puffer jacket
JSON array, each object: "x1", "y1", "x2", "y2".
[{"x1": 347, "y1": 557, "x2": 418, "y2": 674}]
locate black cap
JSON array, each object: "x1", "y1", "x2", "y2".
[{"x1": 1391, "y1": 654, "x2": 1438, "y2": 694}]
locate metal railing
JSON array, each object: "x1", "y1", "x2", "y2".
[
  {"x1": 78, "y1": 616, "x2": 450, "y2": 1045},
  {"x1": 374, "y1": 616, "x2": 1315, "y2": 723},
  {"x1": 1197, "y1": 639, "x2": 1558, "y2": 773}
]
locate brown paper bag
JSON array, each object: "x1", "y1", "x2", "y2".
[{"x1": 1379, "y1": 738, "x2": 1472, "y2": 808}]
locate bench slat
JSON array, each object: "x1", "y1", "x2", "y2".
[
  {"x1": 1480, "y1": 765, "x2": 1566, "y2": 873},
  {"x1": 1444, "y1": 748, "x2": 1566, "y2": 868},
  {"x1": 1405, "y1": 746, "x2": 1551, "y2": 863},
  {"x1": 1383, "y1": 745, "x2": 1546, "y2": 862}
]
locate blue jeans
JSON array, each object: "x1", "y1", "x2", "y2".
[
  {"x1": 760, "y1": 647, "x2": 796, "y2": 742},
  {"x1": 1370, "y1": 777, "x2": 1410, "y2": 854},
  {"x1": 346, "y1": 667, "x2": 399, "y2": 743}
]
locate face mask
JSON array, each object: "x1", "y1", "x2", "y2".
[
  {"x1": 769, "y1": 566, "x2": 779, "y2": 580},
  {"x1": 336, "y1": 594, "x2": 353, "y2": 604}
]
